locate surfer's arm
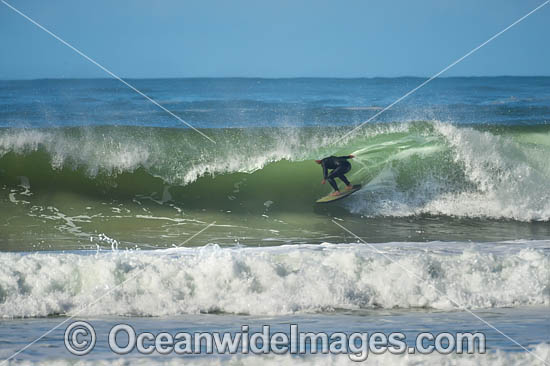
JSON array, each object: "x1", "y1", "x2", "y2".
[
  {"x1": 337, "y1": 155, "x2": 355, "y2": 159},
  {"x1": 321, "y1": 161, "x2": 328, "y2": 180}
]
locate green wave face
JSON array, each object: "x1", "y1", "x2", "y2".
[{"x1": 1, "y1": 121, "x2": 549, "y2": 250}]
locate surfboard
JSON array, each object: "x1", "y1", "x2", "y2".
[{"x1": 315, "y1": 184, "x2": 361, "y2": 203}]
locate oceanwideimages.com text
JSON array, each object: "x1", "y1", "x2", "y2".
[{"x1": 65, "y1": 321, "x2": 486, "y2": 361}]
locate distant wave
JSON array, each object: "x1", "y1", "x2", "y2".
[{"x1": 343, "y1": 106, "x2": 383, "y2": 110}]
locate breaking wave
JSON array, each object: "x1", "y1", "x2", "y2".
[
  {"x1": 0, "y1": 241, "x2": 548, "y2": 318},
  {"x1": 1, "y1": 121, "x2": 549, "y2": 221}
]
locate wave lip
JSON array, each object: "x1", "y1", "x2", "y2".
[{"x1": 0, "y1": 241, "x2": 548, "y2": 318}]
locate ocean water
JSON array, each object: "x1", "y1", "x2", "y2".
[{"x1": 0, "y1": 77, "x2": 549, "y2": 365}]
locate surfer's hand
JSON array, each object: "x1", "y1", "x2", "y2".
[
  {"x1": 349, "y1": 154, "x2": 355, "y2": 158},
  {"x1": 321, "y1": 179, "x2": 326, "y2": 184}
]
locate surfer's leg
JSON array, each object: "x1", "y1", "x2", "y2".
[
  {"x1": 327, "y1": 169, "x2": 342, "y2": 192},
  {"x1": 335, "y1": 163, "x2": 352, "y2": 190},
  {"x1": 338, "y1": 174, "x2": 353, "y2": 191},
  {"x1": 338, "y1": 174, "x2": 350, "y2": 186},
  {"x1": 327, "y1": 176, "x2": 339, "y2": 191}
]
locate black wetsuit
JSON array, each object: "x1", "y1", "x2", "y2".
[{"x1": 320, "y1": 156, "x2": 352, "y2": 191}]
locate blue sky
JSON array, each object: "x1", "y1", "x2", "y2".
[{"x1": 1, "y1": 0, "x2": 548, "y2": 79}]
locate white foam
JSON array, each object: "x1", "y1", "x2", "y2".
[
  {"x1": 0, "y1": 241, "x2": 548, "y2": 318},
  {"x1": 432, "y1": 122, "x2": 550, "y2": 221},
  {"x1": 3, "y1": 343, "x2": 549, "y2": 366},
  {"x1": 347, "y1": 122, "x2": 550, "y2": 222},
  {"x1": 0, "y1": 128, "x2": 150, "y2": 176}
]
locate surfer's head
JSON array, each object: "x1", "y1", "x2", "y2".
[{"x1": 315, "y1": 160, "x2": 322, "y2": 164}]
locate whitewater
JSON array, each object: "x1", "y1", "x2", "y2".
[{"x1": 1, "y1": 241, "x2": 548, "y2": 318}]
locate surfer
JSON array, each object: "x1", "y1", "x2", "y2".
[{"x1": 315, "y1": 155, "x2": 355, "y2": 196}]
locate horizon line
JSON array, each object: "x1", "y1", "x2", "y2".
[{"x1": 1, "y1": 74, "x2": 550, "y2": 82}]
